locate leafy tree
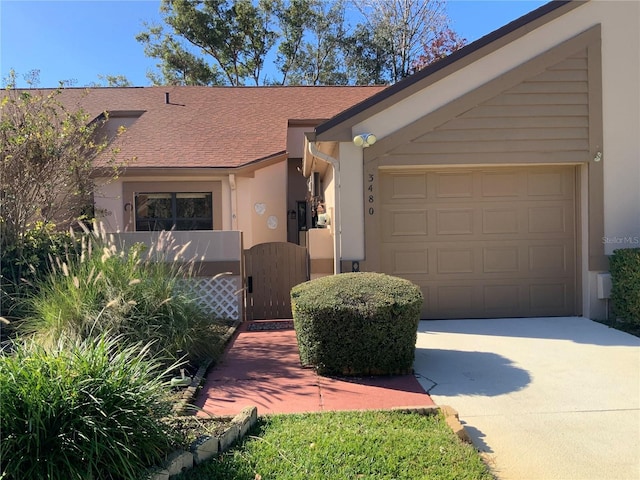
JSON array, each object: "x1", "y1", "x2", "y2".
[
  {"x1": 87, "y1": 74, "x2": 134, "y2": 88},
  {"x1": 138, "y1": 0, "x2": 278, "y2": 86},
  {"x1": 138, "y1": 0, "x2": 465, "y2": 86},
  {"x1": 95, "y1": 74, "x2": 134, "y2": 87},
  {"x1": 137, "y1": 23, "x2": 224, "y2": 85},
  {"x1": 273, "y1": 0, "x2": 315, "y2": 85},
  {"x1": 0, "y1": 70, "x2": 126, "y2": 325},
  {"x1": 412, "y1": 26, "x2": 466, "y2": 72},
  {"x1": 282, "y1": 0, "x2": 349, "y2": 85},
  {"x1": 0, "y1": 70, "x2": 122, "y2": 248},
  {"x1": 342, "y1": 22, "x2": 393, "y2": 85}
]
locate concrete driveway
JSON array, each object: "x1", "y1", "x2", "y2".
[{"x1": 413, "y1": 317, "x2": 640, "y2": 480}]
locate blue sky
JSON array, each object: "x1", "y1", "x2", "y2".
[{"x1": 1, "y1": 0, "x2": 547, "y2": 88}]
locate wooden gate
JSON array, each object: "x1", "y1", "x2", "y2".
[{"x1": 244, "y1": 242, "x2": 309, "y2": 320}]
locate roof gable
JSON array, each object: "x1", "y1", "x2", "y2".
[
  {"x1": 368, "y1": 24, "x2": 599, "y2": 162},
  {"x1": 314, "y1": 0, "x2": 584, "y2": 141}
]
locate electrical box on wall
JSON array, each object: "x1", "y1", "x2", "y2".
[{"x1": 597, "y1": 273, "x2": 612, "y2": 299}]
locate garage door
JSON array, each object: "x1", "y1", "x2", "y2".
[{"x1": 380, "y1": 166, "x2": 577, "y2": 319}]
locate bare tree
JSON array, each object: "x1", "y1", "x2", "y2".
[{"x1": 349, "y1": 0, "x2": 451, "y2": 82}]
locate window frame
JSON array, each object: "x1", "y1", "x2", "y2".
[
  {"x1": 134, "y1": 191, "x2": 214, "y2": 232},
  {"x1": 123, "y1": 181, "x2": 223, "y2": 232}
]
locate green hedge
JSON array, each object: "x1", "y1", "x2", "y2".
[
  {"x1": 0, "y1": 222, "x2": 75, "y2": 324},
  {"x1": 610, "y1": 248, "x2": 640, "y2": 327},
  {"x1": 290, "y1": 272, "x2": 423, "y2": 376}
]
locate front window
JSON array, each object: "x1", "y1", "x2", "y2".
[{"x1": 135, "y1": 192, "x2": 213, "y2": 231}]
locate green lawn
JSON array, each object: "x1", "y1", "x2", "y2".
[{"x1": 177, "y1": 410, "x2": 494, "y2": 480}]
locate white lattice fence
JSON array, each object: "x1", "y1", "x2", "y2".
[{"x1": 181, "y1": 276, "x2": 242, "y2": 320}]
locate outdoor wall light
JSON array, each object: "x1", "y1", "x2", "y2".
[{"x1": 353, "y1": 133, "x2": 377, "y2": 148}]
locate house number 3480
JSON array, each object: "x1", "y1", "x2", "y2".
[{"x1": 368, "y1": 173, "x2": 375, "y2": 215}]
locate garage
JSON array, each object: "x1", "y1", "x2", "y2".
[
  {"x1": 380, "y1": 166, "x2": 578, "y2": 319},
  {"x1": 305, "y1": 3, "x2": 617, "y2": 320}
]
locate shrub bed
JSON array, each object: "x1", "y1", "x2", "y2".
[
  {"x1": 610, "y1": 248, "x2": 640, "y2": 333},
  {"x1": 290, "y1": 272, "x2": 423, "y2": 376},
  {"x1": 18, "y1": 229, "x2": 223, "y2": 366}
]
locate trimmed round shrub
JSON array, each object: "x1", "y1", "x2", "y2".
[
  {"x1": 0, "y1": 334, "x2": 176, "y2": 480},
  {"x1": 291, "y1": 272, "x2": 423, "y2": 376}
]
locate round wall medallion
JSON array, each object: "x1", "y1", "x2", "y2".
[{"x1": 254, "y1": 203, "x2": 266, "y2": 215}]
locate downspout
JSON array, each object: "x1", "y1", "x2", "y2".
[
  {"x1": 229, "y1": 174, "x2": 239, "y2": 230},
  {"x1": 307, "y1": 141, "x2": 341, "y2": 275}
]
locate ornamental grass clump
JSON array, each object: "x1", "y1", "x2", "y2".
[
  {"x1": 291, "y1": 272, "x2": 423, "y2": 376},
  {"x1": 19, "y1": 224, "x2": 223, "y2": 365},
  {"x1": 0, "y1": 334, "x2": 176, "y2": 480}
]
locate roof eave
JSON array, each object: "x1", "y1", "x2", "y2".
[{"x1": 92, "y1": 150, "x2": 289, "y2": 179}]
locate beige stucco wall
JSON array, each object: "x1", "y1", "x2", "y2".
[
  {"x1": 597, "y1": 2, "x2": 640, "y2": 253},
  {"x1": 288, "y1": 126, "x2": 315, "y2": 158},
  {"x1": 303, "y1": 155, "x2": 340, "y2": 273},
  {"x1": 94, "y1": 162, "x2": 288, "y2": 249},
  {"x1": 337, "y1": 142, "x2": 366, "y2": 261},
  {"x1": 312, "y1": 141, "x2": 368, "y2": 268},
  {"x1": 307, "y1": 227, "x2": 334, "y2": 280},
  {"x1": 112, "y1": 230, "x2": 243, "y2": 262},
  {"x1": 320, "y1": 160, "x2": 336, "y2": 217},
  {"x1": 94, "y1": 174, "x2": 231, "y2": 232},
  {"x1": 236, "y1": 161, "x2": 288, "y2": 248},
  {"x1": 308, "y1": 228, "x2": 333, "y2": 259},
  {"x1": 94, "y1": 179, "x2": 123, "y2": 231}
]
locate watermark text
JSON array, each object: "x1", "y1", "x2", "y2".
[{"x1": 602, "y1": 236, "x2": 640, "y2": 245}]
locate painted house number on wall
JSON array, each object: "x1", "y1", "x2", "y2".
[{"x1": 368, "y1": 173, "x2": 375, "y2": 215}]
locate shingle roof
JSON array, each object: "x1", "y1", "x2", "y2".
[{"x1": 49, "y1": 86, "x2": 386, "y2": 169}]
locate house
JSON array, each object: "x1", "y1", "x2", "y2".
[
  {"x1": 303, "y1": 0, "x2": 640, "y2": 320},
  {"x1": 53, "y1": 86, "x2": 385, "y2": 319},
  {"x1": 53, "y1": 86, "x2": 382, "y2": 242}
]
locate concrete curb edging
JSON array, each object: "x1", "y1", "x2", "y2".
[
  {"x1": 171, "y1": 358, "x2": 212, "y2": 415},
  {"x1": 147, "y1": 406, "x2": 258, "y2": 480},
  {"x1": 438, "y1": 405, "x2": 471, "y2": 443},
  {"x1": 172, "y1": 320, "x2": 241, "y2": 415},
  {"x1": 387, "y1": 405, "x2": 471, "y2": 443}
]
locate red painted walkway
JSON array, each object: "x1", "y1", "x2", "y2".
[{"x1": 195, "y1": 321, "x2": 435, "y2": 416}]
